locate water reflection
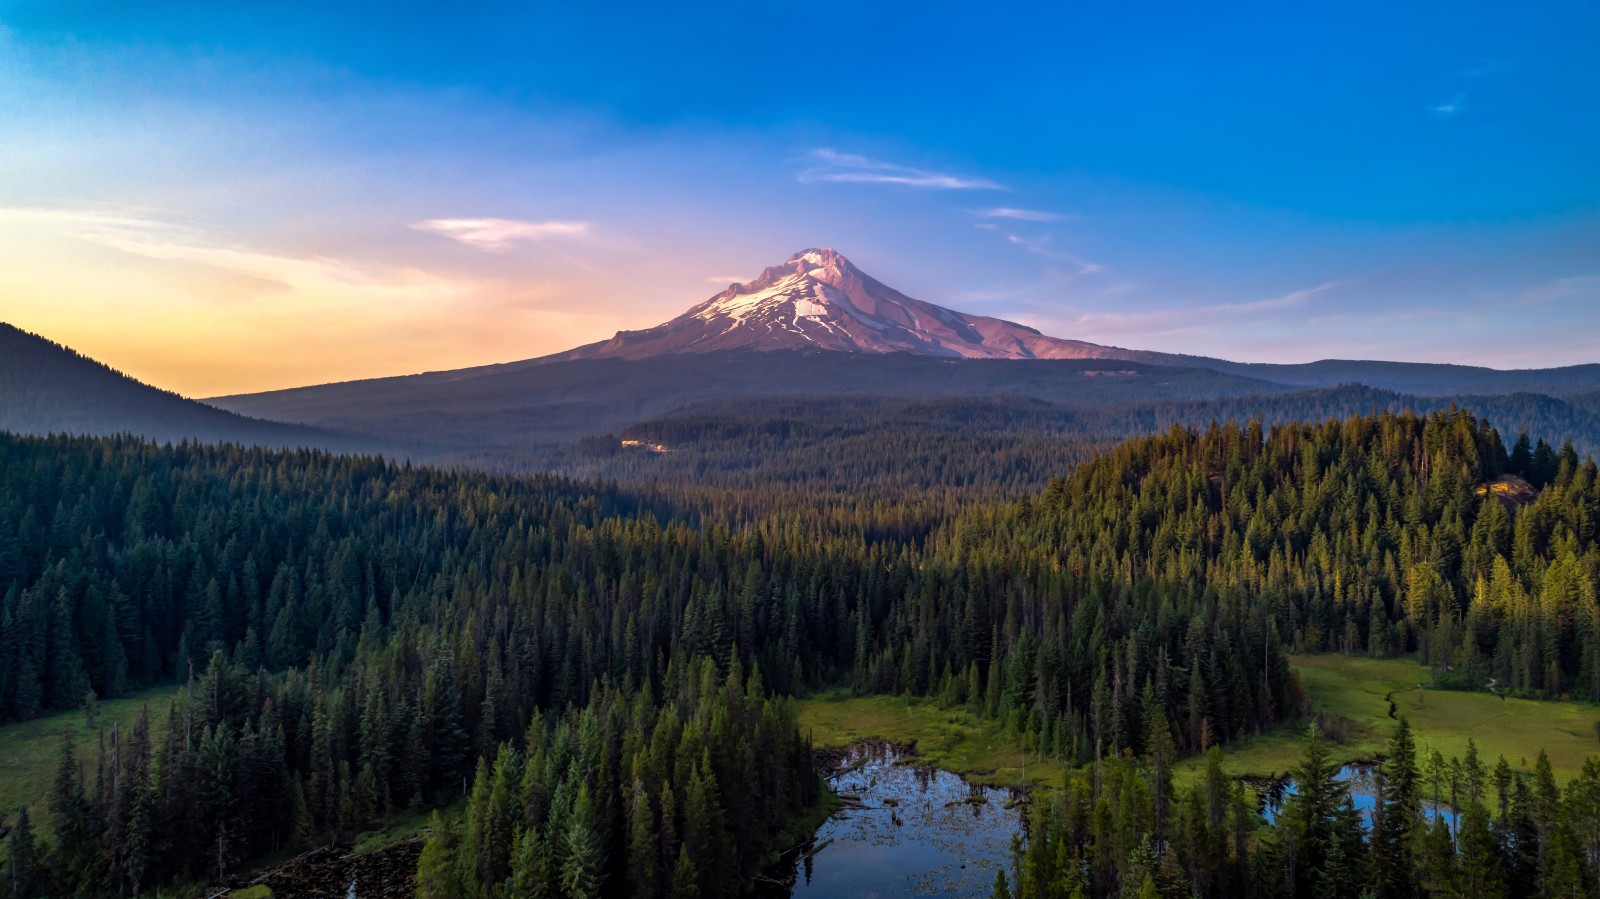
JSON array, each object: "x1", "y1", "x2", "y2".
[
  {"x1": 777, "y1": 743, "x2": 1024, "y2": 898},
  {"x1": 1263, "y1": 764, "x2": 1458, "y2": 830}
]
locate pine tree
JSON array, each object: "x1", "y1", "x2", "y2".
[
  {"x1": 1457, "y1": 803, "x2": 1506, "y2": 899},
  {"x1": 658, "y1": 783, "x2": 680, "y2": 888},
  {"x1": 561, "y1": 784, "x2": 605, "y2": 899},
  {"x1": 1144, "y1": 704, "x2": 1177, "y2": 836},
  {"x1": 485, "y1": 745, "x2": 519, "y2": 894},
  {"x1": 289, "y1": 774, "x2": 313, "y2": 848},
  {"x1": 1541, "y1": 815, "x2": 1588, "y2": 899},
  {"x1": 416, "y1": 811, "x2": 466, "y2": 899},
  {"x1": 509, "y1": 826, "x2": 552, "y2": 899},
  {"x1": 426, "y1": 659, "x2": 471, "y2": 799},
  {"x1": 1282, "y1": 724, "x2": 1347, "y2": 896},
  {"x1": 627, "y1": 780, "x2": 660, "y2": 899},
  {"x1": 1373, "y1": 716, "x2": 1420, "y2": 899},
  {"x1": 1417, "y1": 814, "x2": 1457, "y2": 896},
  {"x1": 1462, "y1": 738, "x2": 1485, "y2": 806},
  {"x1": 1493, "y1": 756, "x2": 1513, "y2": 822},
  {"x1": 7, "y1": 807, "x2": 37, "y2": 899},
  {"x1": 48, "y1": 727, "x2": 91, "y2": 886},
  {"x1": 197, "y1": 723, "x2": 242, "y2": 881},
  {"x1": 1311, "y1": 816, "x2": 1356, "y2": 899},
  {"x1": 460, "y1": 756, "x2": 492, "y2": 898},
  {"x1": 125, "y1": 776, "x2": 156, "y2": 898},
  {"x1": 668, "y1": 845, "x2": 699, "y2": 899}
]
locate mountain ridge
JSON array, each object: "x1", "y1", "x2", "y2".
[{"x1": 0, "y1": 323, "x2": 380, "y2": 451}]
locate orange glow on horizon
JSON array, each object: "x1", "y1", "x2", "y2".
[{"x1": 0, "y1": 210, "x2": 648, "y2": 396}]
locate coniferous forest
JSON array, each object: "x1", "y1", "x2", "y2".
[
  {"x1": 8, "y1": 4, "x2": 1597, "y2": 898},
  {"x1": 3, "y1": 408, "x2": 1600, "y2": 897}
]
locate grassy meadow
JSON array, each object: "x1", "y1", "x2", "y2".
[
  {"x1": 796, "y1": 690, "x2": 1069, "y2": 789},
  {"x1": 1180, "y1": 654, "x2": 1600, "y2": 782},
  {"x1": 799, "y1": 655, "x2": 1600, "y2": 792},
  {"x1": 0, "y1": 684, "x2": 179, "y2": 864}
]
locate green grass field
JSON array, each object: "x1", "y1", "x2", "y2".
[
  {"x1": 799, "y1": 656, "x2": 1600, "y2": 790},
  {"x1": 1173, "y1": 655, "x2": 1600, "y2": 782},
  {"x1": 0, "y1": 685, "x2": 181, "y2": 819},
  {"x1": 0, "y1": 684, "x2": 180, "y2": 863},
  {"x1": 797, "y1": 691, "x2": 1068, "y2": 789}
]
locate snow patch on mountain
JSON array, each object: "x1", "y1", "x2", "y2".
[{"x1": 794, "y1": 296, "x2": 829, "y2": 319}]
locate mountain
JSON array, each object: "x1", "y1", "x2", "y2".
[
  {"x1": 548, "y1": 247, "x2": 1152, "y2": 362},
  {"x1": 505, "y1": 247, "x2": 1600, "y2": 397},
  {"x1": 206, "y1": 247, "x2": 1600, "y2": 467},
  {"x1": 0, "y1": 323, "x2": 377, "y2": 450}
]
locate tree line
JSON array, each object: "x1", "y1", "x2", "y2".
[
  {"x1": 1000, "y1": 717, "x2": 1600, "y2": 898},
  {"x1": 0, "y1": 407, "x2": 1596, "y2": 895}
]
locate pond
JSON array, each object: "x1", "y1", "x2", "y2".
[
  {"x1": 772, "y1": 742, "x2": 1025, "y2": 898},
  {"x1": 1262, "y1": 763, "x2": 1458, "y2": 830}
]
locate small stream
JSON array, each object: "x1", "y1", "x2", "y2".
[{"x1": 774, "y1": 743, "x2": 1025, "y2": 898}]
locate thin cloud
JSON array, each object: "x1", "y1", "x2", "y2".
[
  {"x1": 1518, "y1": 274, "x2": 1600, "y2": 305},
  {"x1": 1245, "y1": 282, "x2": 1342, "y2": 311},
  {"x1": 412, "y1": 217, "x2": 591, "y2": 251},
  {"x1": 1459, "y1": 58, "x2": 1514, "y2": 78},
  {"x1": 989, "y1": 229, "x2": 1103, "y2": 275},
  {"x1": 798, "y1": 148, "x2": 1005, "y2": 191},
  {"x1": 975, "y1": 207, "x2": 1067, "y2": 222},
  {"x1": 1431, "y1": 92, "x2": 1466, "y2": 118},
  {"x1": 1071, "y1": 282, "x2": 1342, "y2": 335},
  {"x1": 1006, "y1": 231, "x2": 1056, "y2": 257},
  {"x1": 2, "y1": 206, "x2": 460, "y2": 300},
  {"x1": 706, "y1": 275, "x2": 746, "y2": 284}
]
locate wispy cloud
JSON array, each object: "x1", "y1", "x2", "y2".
[
  {"x1": 1005, "y1": 231, "x2": 1064, "y2": 259},
  {"x1": 2, "y1": 206, "x2": 458, "y2": 300},
  {"x1": 798, "y1": 148, "x2": 1005, "y2": 191},
  {"x1": 1459, "y1": 58, "x2": 1514, "y2": 78},
  {"x1": 412, "y1": 217, "x2": 591, "y2": 250},
  {"x1": 1431, "y1": 92, "x2": 1466, "y2": 118},
  {"x1": 1518, "y1": 274, "x2": 1600, "y2": 305},
  {"x1": 984, "y1": 228, "x2": 1103, "y2": 275},
  {"x1": 1069, "y1": 282, "x2": 1342, "y2": 337},
  {"x1": 975, "y1": 207, "x2": 1067, "y2": 222},
  {"x1": 706, "y1": 275, "x2": 745, "y2": 284},
  {"x1": 1249, "y1": 282, "x2": 1342, "y2": 310}
]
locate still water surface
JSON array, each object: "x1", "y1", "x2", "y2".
[
  {"x1": 780, "y1": 744, "x2": 1024, "y2": 898},
  {"x1": 1264, "y1": 763, "x2": 1458, "y2": 829}
]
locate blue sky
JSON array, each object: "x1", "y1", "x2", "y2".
[{"x1": 0, "y1": 1, "x2": 1596, "y2": 393}]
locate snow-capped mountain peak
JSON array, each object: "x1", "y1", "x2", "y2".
[{"x1": 553, "y1": 248, "x2": 1141, "y2": 362}]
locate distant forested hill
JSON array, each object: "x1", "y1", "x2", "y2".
[
  {"x1": 536, "y1": 384, "x2": 1600, "y2": 499},
  {"x1": 206, "y1": 350, "x2": 1287, "y2": 450},
  {"x1": 1206, "y1": 357, "x2": 1600, "y2": 395},
  {"x1": 0, "y1": 323, "x2": 375, "y2": 451}
]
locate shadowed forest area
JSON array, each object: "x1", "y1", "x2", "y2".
[{"x1": 1, "y1": 408, "x2": 1598, "y2": 897}]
